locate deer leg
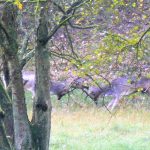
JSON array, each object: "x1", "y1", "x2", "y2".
[
  {"x1": 58, "y1": 93, "x2": 65, "y2": 100},
  {"x1": 94, "y1": 99, "x2": 98, "y2": 106},
  {"x1": 110, "y1": 96, "x2": 121, "y2": 111},
  {"x1": 66, "y1": 92, "x2": 70, "y2": 105},
  {"x1": 31, "y1": 91, "x2": 35, "y2": 99},
  {"x1": 107, "y1": 99, "x2": 115, "y2": 109}
]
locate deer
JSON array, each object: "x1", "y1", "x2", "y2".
[
  {"x1": 103, "y1": 76, "x2": 137, "y2": 110},
  {"x1": 50, "y1": 81, "x2": 71, "y2": 100},
  {"x1": 22, "y1": 71, "x2": 36, "y2": 98},
  {"x1": 136, "y1": 77, "x2": 150, "y2": 95},
  {"x1": 85, "y1": 86, "x2": 102, "y2": 105},
  {"x1": 87, "y1": 76, "x2": 150, "y2": 111},
  {"x1": 69, "y1": 77, "x2": 102, "y2": 105},
  {"x1": 22, "y1": 71, "x2": 71, "y2": 100},
  {"x1": 22, "y1": 71, "x2": 150, "y2": 110},
  {"x1": 70, "y1": 77, "x2": 89, "y2": 90},
  {"x1": 77, "y1": 76, "x2": 136, "y2": 109}
]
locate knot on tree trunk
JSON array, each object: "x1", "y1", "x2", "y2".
[{"x1": 36, "y1": 102, "x2": 48, "y2": 112}]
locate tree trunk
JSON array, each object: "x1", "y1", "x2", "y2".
[
  {"x1": 2, "y1": 54, "x2": 12, "y2": 95},
  {"x1": 0, "y1": 79, "x2": 13, "y2": 145},
  {"x1": 2, "y1": 54, "x2": 10, "y2": 87},
  {"x1": 2, "y1": 4, "x2": 33, "y2": 150},
  {"x1": 9, "y1": 57, "x2": 33, "y2": 150},
  {"x1": 32, "y1": 5, "x2": 52, "y2": 150},
  {"x1": 0, "y1": 112, "x2": 12, "y2": 150},
  {"x1": 0, "y1": 82, "x2": 12, "y2": 150}
]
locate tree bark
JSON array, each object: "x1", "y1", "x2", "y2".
[
  {"x1": 2, "y1": 4, "x2": 33, "y2": 150},
  {"x1": 2, "y1": 54, "x2": 10, "y2": 87},
  {"x1": 2, "y1": 54, "x2": 12, "y2": 99},
  {"x1": 0, "y1": 112, "x2": 12, "y2": 150},
  {"x1": 0, "y1": 79, "x2": 13, "y2": 145},
  {"x1": 32, "y1": 4, "x2": 52, "y2": 150},
  {"x1": 9, "y1": 57, "x2": 33, "y2": 150}
]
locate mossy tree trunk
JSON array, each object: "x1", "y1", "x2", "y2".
[
  {"x1": 1, "y1": 4, "x2": 33, "y2": 150},
  {"x1": 32, "y1": 3, "x2": 52, "y2": 150}
]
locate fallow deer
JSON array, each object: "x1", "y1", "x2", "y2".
[{"x1": 22, "y1": 71, "x2": 71, "y2": 100}]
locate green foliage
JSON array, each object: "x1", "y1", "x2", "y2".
[
  {"x1": 14, "y1": 0, "x2": 23, "y2": 10},
  {"x1": 71, "y1": 31, "x2": 142, "y2": 79}
]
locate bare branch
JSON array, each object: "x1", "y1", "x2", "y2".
[
  {"x1": 68, "y1": 21, "x2": 98, "y2": 29},
  {"x1": 137, "y1": 27, "x2": 150, "y2": 47},
  {"x1": 20, "y1": 49, "x2": 35, "y2": 69},
  {"x1": 44, "y1": 0, "x2": 91, "y2": 44},
  {"x1": 52, "y1": 1, "x2": 66, "y2": 14},
  {"x1": 42, "y1": 15, "x2": 73, "y2": 44},
  {"x1": 18, "y1": 33, "x2": 29, "y2": 58},
  {"x1": 65, "y1": 25, "x2": 79, "y2": 58}
]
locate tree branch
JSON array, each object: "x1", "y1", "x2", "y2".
[
  {"x1": 20, "y1": 49, "x2": 35, "y2": 69},
  {"x1": 137, "y1": 26, "x2": 150, "y2": 46},
  {"x1": 44, "y1": 0, "x2": 91, "y2": 44},
  {"x1": 42, "y1": 15, "x2": 73, "y2": 44},
  {"x1": 68, "y1": 21, "x2": 98, "y2": 29},
  {"x1": 0, "y1": 22, "x2": 10, "y2": 41},
  {"x1": 65, "y1": 25, "x2": 79, "y2": 58},
  {"x1": 18, "y1": 33, "x2": 29, "y2": 58}
]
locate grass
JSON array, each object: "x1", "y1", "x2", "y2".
[
  {"x1": 25, "y1": 90, "x2": 150, "y2": 150},
  {"x1": 51, "y1": 108, "x2": 150, "y2": 150}
]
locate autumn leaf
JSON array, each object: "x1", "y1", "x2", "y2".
[{"x1": 14, "y1": 0, "x2": 23, "y2": 10}]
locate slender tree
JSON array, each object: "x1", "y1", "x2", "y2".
[
  {"x1": 1, "y1": 4, "x2": 33, "y2": 149},
  {"x1": 32, "y1": 1, "x2": 52, "y2": 150}
]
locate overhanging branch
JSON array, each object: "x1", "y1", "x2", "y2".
[
  {"x1": 68, "y1": 21, "x2": 98, "y2": 29},
  {"x1": 44, "y1": 0, "x2": 91, "y2": 44}
]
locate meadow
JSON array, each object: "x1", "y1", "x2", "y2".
[{"x1": 26, "y1": 90, "x2": 150, "y2": 150}]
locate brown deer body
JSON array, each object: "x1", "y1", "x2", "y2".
[
  {"x1": 87, "y1": 76, "x2": 150, "y2": 110},
  {"x1": 22, "y1": 71, "x2": 150, "y2": 110},
  {"x1": 23, "y1": 71, "x2": 70, "y2": 100}
]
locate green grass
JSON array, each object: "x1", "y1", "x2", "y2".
[
  {"x1": 25, "y1": 90, "x2": 150, "y2": 150},
  {"x1": 51, "y1": 108, "x2": 150, "y2": 150}
]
